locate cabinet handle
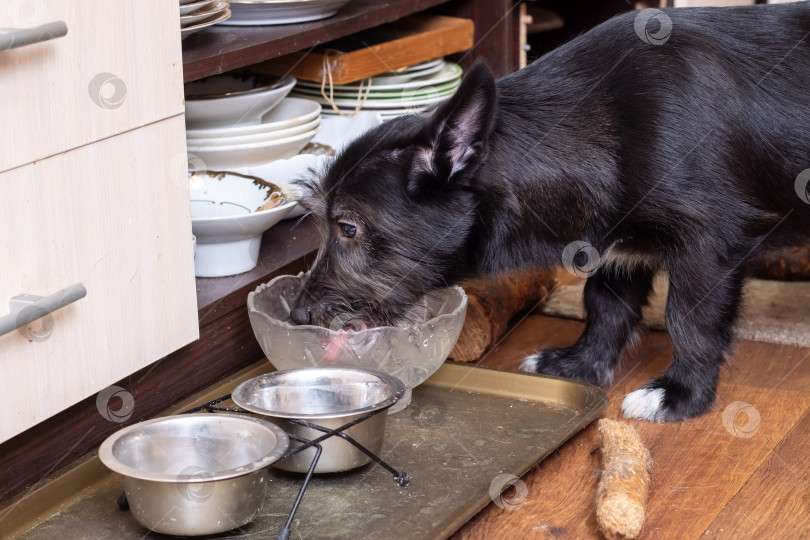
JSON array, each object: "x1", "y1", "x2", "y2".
[
  {"x1": 0, "y1": 21, "x2": 68, "y2": 52},
  {"x1": 0, "y1": 283, "x2": 87, "y2": 339}
]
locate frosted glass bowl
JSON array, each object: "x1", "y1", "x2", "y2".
[{"x1": 247, "y1": 272, "x2": 467, "y2": 412}]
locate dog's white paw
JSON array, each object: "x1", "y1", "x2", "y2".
[
  {"x1": 621, "y1": 388, "x2": 665, "y2": 422},
  {"x1": 518, "y1": 354, "x2": 540, "y2": 372}
]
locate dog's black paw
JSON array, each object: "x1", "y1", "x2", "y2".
[
  {"x1": 518, "y1": 347, "x2": 614, "y2": 386},
  {"x1": 621, "y1": 375, "x2": 716, "y2": 422}
]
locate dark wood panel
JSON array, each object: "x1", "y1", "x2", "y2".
[
  {"x1": 436, "y1": 0, "x2": 521, "y2": 77},
  {"x1": 182, "y1": 0, "x2": 453, "y2": 82}
]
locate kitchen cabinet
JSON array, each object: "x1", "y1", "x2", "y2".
[
  {"x1": 0, "y1": 1, "x2": 197, "y2": 443},
  {"x1": 0, "y1": 0, "x2": 520, "y2": 505},
  {"x1": 0, "y1": 1, "x2": 186, "y2": 173}
]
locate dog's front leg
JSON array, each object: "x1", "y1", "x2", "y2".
[
  {"x1": 621, "y1": 257, "x2": 746, "y2": 422},
  {"x1": 519, "y1": 265, "x2": 656, "y2": 386}
]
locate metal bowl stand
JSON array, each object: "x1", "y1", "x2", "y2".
[{"x1": 116, "y1": 393, "x2": 410, "y2": 540}]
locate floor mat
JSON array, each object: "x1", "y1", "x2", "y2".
[{"x1": 541, "y1": 274, "x2": 810, "y2": 349}]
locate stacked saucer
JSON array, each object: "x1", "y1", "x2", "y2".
[
  {"x1": 290, "y1": 60, "x2": 463, "y2": 120},
  {"x1": 179, "y1": 0, "x2": 231, "y2": 39},
  {"x1": 223, "y1": 0, "x2": 351, "y2": 26},
  {"x1": 185, "y1": 71, "x2": 322, "y2": 169}
]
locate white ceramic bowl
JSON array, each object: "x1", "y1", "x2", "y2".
[
  {"x1": 187, "y1": 117, "x2": 321, "y2": 146},
  {"x1": 185, "y1": 97, "x2": 321, "y2": 139},
  {"x1": 187, "y1": 128, "x2": 318, "y2": 169},
  {"x1": 190, "y1": 171, "x2": 297, "y2": 277},
  {"x1": 185, "y1": 74, "x2": 296, "y2": 128},
  {"x1": 235, "y1": 153, "x2": 333, "y2": 219}
]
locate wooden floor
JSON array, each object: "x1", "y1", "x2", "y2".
[{"x1": 452, "y1": 281, "x2": 810, "y2": 539}]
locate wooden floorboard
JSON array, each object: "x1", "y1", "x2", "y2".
[
  {"x1": 453, "y1": 309, "x2": 810, "y2": 539},
  {"x1": 704, "y1": 408, "x2": 810, "y2": 539}
]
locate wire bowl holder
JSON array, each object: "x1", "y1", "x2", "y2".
[{"x1": 116, "y1": 392, "x2": 410, "y2": 539}]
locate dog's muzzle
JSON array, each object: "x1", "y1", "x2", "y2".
[{"x1": 290, "y1": 307, "x2": 312, "y2": 325}]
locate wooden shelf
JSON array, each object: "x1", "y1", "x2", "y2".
[
  {"x1": 195, "y1": 217, "x2": 319, "y2": 327},
  {"x1": 182, "y1": 0, "x2": 452, "y2": 82}
]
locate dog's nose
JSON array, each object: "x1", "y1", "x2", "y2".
[{"x1": 290, "y1": 307, "x2": 312, "y2": 325}]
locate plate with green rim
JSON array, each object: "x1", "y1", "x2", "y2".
[
  {"x1": 291, "y1": 79, "x2": 461, "y2": 101},
  {"x1": 289, "y1": 91, "x2": 454, "y2": 110},
  {"x1": 295, "y1": 62, "x2": 463, "y2": 92}
]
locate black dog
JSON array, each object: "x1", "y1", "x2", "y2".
[{"x1": 292, "y1": 3, "x2": 810, "y2": 422}]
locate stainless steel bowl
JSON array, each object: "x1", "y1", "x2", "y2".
[
  {"x1": 232, "y1": 367, "x2": 405, "y2": 473},
  {"x1": 98, "y1": 413, "x2": 289, "y2": 536}
]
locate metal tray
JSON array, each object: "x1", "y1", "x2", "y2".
[{"x1": 11, "y1": 362, "x2": 607, "y2": 540}]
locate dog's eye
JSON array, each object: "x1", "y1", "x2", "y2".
[{"x1": 338, "y1": 222, "x2": 357, "y2": 238}]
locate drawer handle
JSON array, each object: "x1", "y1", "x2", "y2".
[
  {"x1": 0, "y1": 283, "x2": 87, "y2": 339},
  {"x1": 0, "y1": 21, "x2": 68, "y2": 52}
]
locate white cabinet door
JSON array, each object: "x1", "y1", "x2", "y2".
[
  {"x1": 0, "y1": 116, "x2": 198, "y2": 443},
  {"x1": 0, "y1": 0, "x2": 185, "y2": 172}
]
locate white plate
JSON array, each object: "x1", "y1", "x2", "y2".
[
  {"x1": 185, "y1": 74, "x2": 296, "y2": 128},
  {"x1": 188, "y1": 116, "x2": 321, "y2": 145},
  {"x1": 233, "y1": 112, "x2": 384, "y2": 218},
  {"x1": 369, "y1": 61, "x2": 445, "y2": 85},
  {"x1": 180, "y1": 0, "x2": 219, "y2": 16},
  {"x1": 234, "y1": 153, "x2": 332, "y2": 219},
  {"x1": 309, "y1": 111, "x2": 383, "y2": 152},
  {"x1": 288, "y1": 91, "x2": 454, "y2": 110},
  {"x1": 185, "y1": 97, "x2": 321, "y2": 139},
  {"x1": 222, "y1": 0, "x2": 350, "y2": 26},
  {"x1": 295, "y1": 62, "x2": 463, "y2": 92},
  {"x1": 187, "y1": 127, "x2": 319, "y2": 169},
  {"x1": 181, "y1": 8, "x2": 231, "y2": 38},
  {"x1": 319, "y1": 99, "x2": 448, "y2": 119},
  {"x1": 397, "y1": 58, "x2": 444, "y2": 74},
  {"x1": 291, "y1": 79, "x2": 460, "y2": 100},
  {"x1": 190, "y1": 171, "x2": 296, "y2": 277},
  {"x1": 180, "y1": 1, "x2": 228, "y2": 26}
]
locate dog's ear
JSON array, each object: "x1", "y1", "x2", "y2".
[{"x1": 409, "y1": 62, "x2": 497, "y2": 195}]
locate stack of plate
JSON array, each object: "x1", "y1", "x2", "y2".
[
  {"x1": 179, "y1": 0, "x2": 231, "y2": 39},
  {"x1": 186, "y1": 97, "x2": 322, "y2": 169},
  {"x1": 290, "y1": 60, "x2": 463, "y2": 121},
  {"x1": 223, "y1": 0, "x2": 351, "y2": 26}
]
